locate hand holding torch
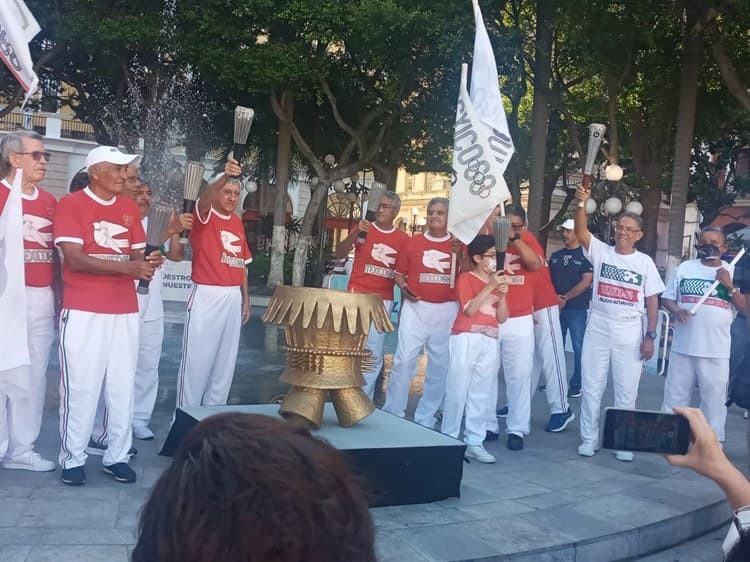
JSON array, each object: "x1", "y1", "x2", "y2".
[
  {"x1": 137, "y1": 204, "x2": 173, "y2": 295},
  {"x1": 179, "y1": 161, "x2": 205, "y2": 244},
  {"x1": 578, "y1": 124, "x2": 607, "y2": 208}
]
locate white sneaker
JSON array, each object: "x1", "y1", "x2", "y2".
[
  {"x1": 577, "y1": 441, "x2": 598, "y2": 457},
  {"x1": 615, "y1": 450, "x2": 634, "y2": 462},
  {"x1": 465, "y1": 444, "x2": 496, "y2": 464},
  {"x1": 133, "y1": 425, "x2": 155, "y2": 440},
  {"x1": 2, "y1": 451, "x2": 56, "y2": 472}
]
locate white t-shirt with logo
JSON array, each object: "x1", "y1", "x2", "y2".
[
  {"x1": 584, "y1": 236, "x2": 665, "y2": 319},
  {"x1": 663, "y1": 259, "x2": 736, "y2": 358}
]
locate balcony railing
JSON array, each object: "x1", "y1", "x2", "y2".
[{"x1": 0, "y1": 111, "x2": 96, "y2": 142}]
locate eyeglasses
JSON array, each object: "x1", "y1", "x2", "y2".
[
  {"x1": 615, "y1": 225, "x2": 641, "y2": 233},
  {"x1": 480, "y1": 252, "x2": 497, "y2": 258},
  {"x1": 16, "y1": 151, "x2": 52, "y2": 162}
]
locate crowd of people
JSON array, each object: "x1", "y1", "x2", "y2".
[
  {"x1": 343, "y1": 187, "x2": 747, "y2": 465},
  {"x1": 0, "y1": 132, "x2": 251, "y2": 486},
  {"x1": 0, "y1": 129, "x2": 748, "y2": 491}
]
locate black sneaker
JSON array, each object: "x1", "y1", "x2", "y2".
[
  {"x1": 484, "y1": 430, "x2": 499, "y2": 442},
  {"x1": 102, "y1": 462, "x2": 136, "y2": 483},
  {"x1": 568, "y1": 386, "x2": 582, "y2": 398},
  {"x1": 507, "y1": 434, "x2": 524, "y2": 451},
  {"x1": 61, "y1": 466, "x2": 86, "y2": 486},
  {"x1": 538, "y1": 384, "x2": 547, "y2": 392},
  {"x1": 86, "y1": 439, "x2": 138, "y2": 457},
  {"x1": 496, "y1": 406, "x2": 508, "y2": 418}
]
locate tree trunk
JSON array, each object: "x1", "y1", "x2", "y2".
[
  {"x1": 268, "y1": 91, "x2": 295, "y2": 288},
  {"x1": 639, "y1": 177, "x2": 662, "y2": 258},
  {"x1": 666, "y1": 16, "x2": 702, "y2": 279},
  {"x1": 373, "y1": 156, "x2": 398, "y2": 189},
  {"x1": 526, "y1": 0, "x2": 553, "y2": 233},
  {"x1": 292, "y1": 177, "x2": 329, "y2": 286}
]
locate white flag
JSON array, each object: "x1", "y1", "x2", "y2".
[
  {"x1": 0, "y1": 0, "x2": 42, "y2": 105},
  {"x1": 448, "y1": 0, "x2": 514, "y2": 244},
  {"x1": 0, "y1": 170, "x2": 30, "y2": 377}
]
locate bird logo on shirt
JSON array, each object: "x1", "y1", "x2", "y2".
[
  {"x1": 23, "y1": 214, "x2": 53, "y2": 247},
  {"x1": 93, "y1": 221, "x2": 129, "y2": 253},
  {"x1": 504, "y1": 253, "x2": 522, "y2": 274},
  {"x1": 371, "y1": 243, "x2": 397, "y2": 267},
  {"x1": 220, "y1": 230, "x2": 241, "y2": 255},
  {"x1": 422, "y1": 249, "x2": 451, "y2": 273}
]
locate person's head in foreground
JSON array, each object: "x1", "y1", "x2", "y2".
[{"x1": 132, "y1": 413, "x2": 376, "y2": 562}]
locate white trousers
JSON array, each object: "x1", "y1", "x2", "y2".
[
  {"x1": 580, "y1": 312, "x2": 643, "y2": 444},
  {"x1": 176, "y1": 284, "x2": 242, "y2": 408},
  {"x1": 488, "y1": 314, "x2": 535, "y2": 436},
  {"x1": 90, "y1": 315, "x2": 164, "y2": 443},
  {"x1": 58, "y1": 310, "x2": 138, "y2": 468},
  {"x1": 134, "y1": 318, "x2": 164, "y2": 427},
  {"x1": 0, "y1": 286, "x2": 55, "y2": 460},
  {"x1": 530, "y1": 305, "x2": 569, "y2": 414},
  {"x1": 662, "y1": 351, "x2": 729, "y2": 441},
  {"x1": 441, "y1": 332, "x2": 500, "y2": 445},
  {"x1": 383, "y1": 300, "x2": 458, "y2": 426},
  {"x1": 362, "y1": 299, "x2": 394, "y2": 399}
]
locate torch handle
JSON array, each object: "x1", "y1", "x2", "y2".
[
  {"x1": 578, "y1": 175, "x2": 593, "y2": 208},
  {"x1": 357, "y1": 210, "x2": 378, "y2": 244},
  {"x1": 137, "y1": 244, "x2": 161, "y2": 295},
  {"x1": 233, "y1": 143, "x2": 247, "y2": 164},
  {"x1": 496, "y1": 251, "x2": 506, "y2": 273},
  {"x1": 180, "y1": 199, "x2": 196, "y2": 244}
]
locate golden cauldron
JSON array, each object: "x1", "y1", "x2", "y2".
[{"x1": 261, "y1": 286, "x2": 394, "y2": 429}]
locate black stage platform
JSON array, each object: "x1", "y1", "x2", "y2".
[{"x1": 161, "y1": 404, "x2": 466, "y2": 507}]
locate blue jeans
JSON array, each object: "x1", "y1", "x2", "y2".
[{"x1": 559, "y1": 307, "x2": 587, "y2": 388}]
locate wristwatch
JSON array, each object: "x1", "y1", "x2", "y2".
[
  {"x1": 729, "y1": 287, "x2": 739, "y2": 297},
  {"x1": 645, "y1": 331, "x2": 657, "y2": 340}
]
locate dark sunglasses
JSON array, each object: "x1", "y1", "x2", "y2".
[{"x1": 17, "y1": 151, "x2": 52, "y2": 162}]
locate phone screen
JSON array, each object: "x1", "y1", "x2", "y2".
[{"x1": 602, "y1": 408, "x2": 690, "y2": 455}]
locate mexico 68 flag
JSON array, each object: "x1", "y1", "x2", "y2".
[
  {"x1": 0, "y1": 170, "x2": 30, "y2": 374},
  {"x1": 0, "y1": 0, "x2": 41, "y2": 105},
  {"x1": 448, "y1": 0, "x2": 514, "y2": 244}
]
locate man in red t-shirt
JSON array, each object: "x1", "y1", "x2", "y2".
[
  {"x1": 482, "y1": 205, "x2": 539, "y2": 451},
  {"x1": 335, "y1": 188, "x2": 409, "y2": 398},
  {"x1": 383, "y1": 198, "x2": 464, "y2": 426},
  {"x1": 176, "y1": 158, "x2": 252, "y2": 410},
  {"x1": 0, "y1": 132, "x2": 57, "y2": 473},
  {"x1": 55, "y1": 145, "x2": 157, "y2": 486},
  {"x1": 528, "y1": 228, "x2": 574, "y2": 433}
]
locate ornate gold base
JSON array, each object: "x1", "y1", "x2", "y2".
[
  {"x1": 279, "y1": 385, "x2": 375, "y2": 429},
  {"x1": 263, "y1": 286, "x2": 393, "y2": 429}
]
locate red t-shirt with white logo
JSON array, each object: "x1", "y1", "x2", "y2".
[
  {"x1": 519, "y1": 231, "x2": 559, "y2": 310},
  {"x1": 190, "y1": 201, "x2": 252, "y2": 286},
  {"x1": 451, "y1": 271, "x2": 499, "y2": 338},
  {"x1": 54, "y1": 188, "x2": 146, "y2": 314},
  {"x1": 0, "y1": 180, "x2": 57, "y2": 287},
  {"x1": 348, "y1": 224, "x2": 410, "y2": 301},
  {"x1": 502, "y1": 230, "x2": 537, "y2": 318},
  {"x1": 395, "y1": 233, "x2": 457, "y2": 303}
]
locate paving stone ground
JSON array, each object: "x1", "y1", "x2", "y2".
[{"x1": 0, "y1": 301, "x2": 746, "y2": 561}]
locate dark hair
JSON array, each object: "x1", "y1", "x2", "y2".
[
  {"x1": 69, "y1": 168, "x2": 89, "y2": 193},
  {"x1": 468, "y1": 234, "x2": 495, "y2": 258},
  {"x1": 132, "y1": 413, "x2": 376, "y2": 562},
  {"x1": 504, "y1": 204, "x2": 526, "y2": 224}
]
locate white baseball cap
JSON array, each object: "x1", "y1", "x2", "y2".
[
  {"x1": 558, "y1": 218, "x2": 575, "y2": 230},
  {"x1": 85, "y1": 146, "x2": 140, "y2": 172}
]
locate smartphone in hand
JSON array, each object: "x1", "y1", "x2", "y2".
[{"x1": 602, "y1": 408, "x2": 690, "y2": 455}]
